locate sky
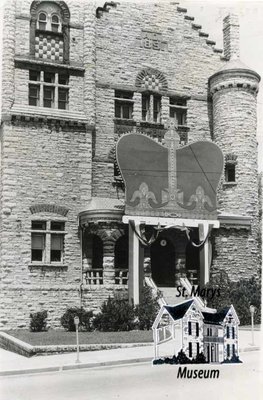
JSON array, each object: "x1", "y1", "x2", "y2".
[{"x1": 0, "y1": 0, "x2": 263, "y2": 170}]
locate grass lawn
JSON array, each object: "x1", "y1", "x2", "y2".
[{"x1": 6, "y1": 330, "x2": 153, "y2": 346}]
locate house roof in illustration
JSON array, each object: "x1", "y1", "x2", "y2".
[
  {"x1": 163, "y1": 300, "x2": 194, "y2": 321},
  {"x1": 202, "y1": 306, "x2": 232, "y2": 325}
]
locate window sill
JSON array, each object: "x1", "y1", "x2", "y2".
[
  {"x1": 29, "y1": 263, "x2": 68, "y2": 268},
  {"x1": 177, "y1": 125, "x2": 190, "y2": 131},
  {"x1": 139, "y1": 121, "x2": 164, "y2": 129},
  {"x1": 223, "y1": 182, "x2": 237, "y2": 187},
  {"x1": 114, "y1": 118, "x2": 136, "y2": 126},
  {"x1": 36, "y1": 28, "x2": 63, "y2": 37}
]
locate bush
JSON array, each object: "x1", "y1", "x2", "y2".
[
  {"x1": 192, "y1": 352, "x2": 207, "y2": 364},
  {"x1": 176, "y1": 350, "x2": 192, "y2": 364},
  {"x1": 135, "y1": 286, "x2": 160, "y2": 330},
  {"x1": 205, "y1": 273, "x2": 261, "y2": 325},
  {"x1": 93, "y1": 297, "x2": 135, "y2": 331},
  {"x1": 61, "y1": 307, "x2": 93, "y2": 331},
  {"x1": 229, "y1": 276, "x2": 261, "y2": 325},
  {"x1": 30, "y1": 310, "x2": 48, "y2": 332}
]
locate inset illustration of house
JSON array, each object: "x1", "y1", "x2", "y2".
[{"x1": 152, "y1": 295, "x2": 240, "y2": 363}]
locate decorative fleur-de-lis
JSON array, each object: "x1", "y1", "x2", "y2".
[
  {"x1": 186, "y1": 186, "x2": 213, "y2": 212},
  {"x1": 130, "y1": 182, "x2": 158, "y2": 209}
]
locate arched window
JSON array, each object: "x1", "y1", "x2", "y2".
[
  {"x1": 51, "y1": 14, "x2": 61, "y2": 32},
  {"x1": 30, "y1": 1, "x2": 70, "y2": 63},
  {"x1": 38, "y1": 12, "x2": 47, "y2": 30},
  {"x1": 114, "y1": 236, "x2": 128, "y2": 269},
  {"x1": 83, "y1": 234, "x2": 103, "y2": 269}
]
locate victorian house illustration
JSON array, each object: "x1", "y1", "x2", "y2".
[
  {"x1": 0, "y1": 1, "x2": 261, "y2": 329},
  {"x1": 152, "y1": 294, "x2": 240, "y2": 363}
]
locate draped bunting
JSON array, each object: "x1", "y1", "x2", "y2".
[{"x1": 129, "y1": 222, "x2": 211, "y2": 248}]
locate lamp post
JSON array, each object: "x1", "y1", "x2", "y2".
[
  {"x1": 74, "y1": 316, "x2": 81, "y2": 363},
  {"x1": 249, "y1": 305, "x2": 255, "y2": 346}
]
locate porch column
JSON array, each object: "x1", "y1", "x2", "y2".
[
  {"x1": 199, "y1": 223, "x2": 212, "y2": 286},
  {"x1": 128, "y1": 221, "x2": 144, "y2": 305}
]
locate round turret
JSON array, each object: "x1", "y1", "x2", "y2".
[{"x1": 209, "y1": 59, "x2": 260, "y2": 216}]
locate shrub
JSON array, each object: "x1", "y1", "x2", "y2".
[
  {"x1": 61, "y1": 307, "x2": 93, "y2": 331},
  {"x1": 134, "y1": 286, "x2": 160, "y2": 330},
  {"x1": 30, "y1": 310, "x2": 48, "y2": 332},
  {"x1": 192, "y1": 352, "x2": 207, "y2": 364},
  {"x1": 229, "y1": 276, "x2": 261, "y2": 325},
  {"x1": 205, "y1": 273, "x2": 261, "y2": 325},
  {"x1": 93, "y1": 296, "x2": 135, "y2": 331},
  {"x1": 176, "y1": 350, "x2": 192, "y2": 364}
]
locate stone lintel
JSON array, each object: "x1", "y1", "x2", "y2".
[{"x1": 14, "y1": 57, "x2": 85, "y2": 75}]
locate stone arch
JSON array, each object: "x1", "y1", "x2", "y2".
[
  {"x1": 135, "y1": 68, "x2": 168, "y2": 92},
  {"x1": 30, "y1": 1, "x2": 70, "y2": 21},
  {"x1": 83, "y1": 233, "x2": 103, "y2": 269}
]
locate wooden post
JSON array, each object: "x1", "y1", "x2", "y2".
[{"x1": 199, "y1": 223, "x2": 211, "y2": 286}]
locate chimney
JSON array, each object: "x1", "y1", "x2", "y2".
[{"x1": 223, "y1": 14, "x2": 240, "y2": 60}]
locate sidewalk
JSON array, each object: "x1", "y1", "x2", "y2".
[{"x1": 0, "y1": 329, "x2": 261, "y2": 377}]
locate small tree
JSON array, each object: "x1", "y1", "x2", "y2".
[
  {"x1": 93, "y1": 296, "x2": 135, "y2": 331},
  {"x1": 61, "y1": 307, "x2": 93, "y2": 331},
  {"x1": 30, "y1": 310, "x2": 48, "y2": 332}
]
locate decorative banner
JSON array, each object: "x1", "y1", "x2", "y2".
[{"x1": 116, "y1": 133, "x2": 224, "y2": 219}]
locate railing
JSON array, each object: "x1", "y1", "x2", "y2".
[
  {"x1": 84, "y1": 269, "x2": 103, "y2": 285},
  {"x1": 203, "y1": 336, "x2": 224, "y2": 344},
  {"x1": 114, "y1": 269, "x2": 128, "y2": 285},
  {"x1": 187, "y1": 269, "x2": 199, "y2": 285},
  {"x1": 145, "y1": 276, "x2": 166, "y2": 306}
]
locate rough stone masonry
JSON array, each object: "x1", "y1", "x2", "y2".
[{"x1": 0, "y1": 1, "x2": 261, "y2": 329}]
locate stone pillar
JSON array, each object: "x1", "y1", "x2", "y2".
[
  {"x1": 128, "y1": 222, "x2": 144, "y2": 305},
  {"x1": 103, "y1": 237, "x2": 115, "y2": 285}
]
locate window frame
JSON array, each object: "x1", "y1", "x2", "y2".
[
  {"x1": 28, "y1": 70, "x2": 69, "y2": 110},
  {"x1": 141, "y1": 93, "x2": 162, "y2": 123},
  {"x1": 169, "y1": 97, "x2": 188, "y2": 126},
  {"x1": 114, "y1": 91, "x2": 134, "y2": 120},
  {"x1": 31, "y1": 220, "x2": 66, "y2": 265},
  {"x1": 225, "y1": 164, "x2": 236, "y2": 183},
  {"x1": 37, "y1": 11, "x2": 62, "y2": 33}
]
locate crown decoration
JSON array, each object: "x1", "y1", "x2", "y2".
[{"x1": 116, "y1": 132, "x2": 224, "y2": 219}]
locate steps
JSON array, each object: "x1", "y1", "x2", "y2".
[{"x1": 158, "y1": 287, "x2": 190, "y2": 305}]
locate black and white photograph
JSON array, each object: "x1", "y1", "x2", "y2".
[{"x1": 0, "y1": 0, "x2": 262, "y2": 399}]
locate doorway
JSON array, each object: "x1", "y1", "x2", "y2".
[{"x1": 151, "y1": 237, "x2": 175, "y2": 287}]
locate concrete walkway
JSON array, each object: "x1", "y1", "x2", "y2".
[{"x1": 0, "y1": 329, "x2": 261, "y2": 377}]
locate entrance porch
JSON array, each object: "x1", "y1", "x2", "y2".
[{"x1": 123, "y1": 215, "x2": 219, "y2": 305}]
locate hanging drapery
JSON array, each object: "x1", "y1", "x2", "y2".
[
  {"x1": 156, "y1": 224, "x2": 211, "y2": 248},
  {"x1": 130, "y1": 220, "x2": 160, "y2": 247},
  {"x1": 130, "y1": 221, "x2": 211, "y2": 248}
]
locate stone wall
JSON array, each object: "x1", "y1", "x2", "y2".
[{"x1": 94, "y1": 2, "x2": 226, "y2": 197}]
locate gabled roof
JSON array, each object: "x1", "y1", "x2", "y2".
[
  {"x1": 164, "y1": 300, "x2": 194, "y2": 321},
  {"x1": 202, "y1": 306, "x2": 231, "y2": 325}
]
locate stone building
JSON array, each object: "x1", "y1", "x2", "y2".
[{"x1": 0, "y1": 1, "x2": 261, "y2": 329}]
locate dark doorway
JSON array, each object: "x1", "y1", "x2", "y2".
[{"x1": 151, "y1": 237, "x2": 175, "y2": 287}]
